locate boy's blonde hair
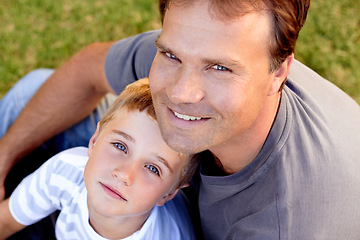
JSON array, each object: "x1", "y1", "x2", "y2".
[
  {"x1": 99, "y1": 78, "x2": 155, "y2": 133},
  {"x1": 99, "y1": 78, "x2": 199, "y2": 189}
]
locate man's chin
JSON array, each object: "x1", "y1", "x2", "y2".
[{"x1": 164, "y1": 134, "x2": 205, "y2": 154}]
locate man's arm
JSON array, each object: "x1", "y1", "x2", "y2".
[
  {"x1": 0, "y1": 42, "x2": 115, "y2": 200},
  {"x1": 0, "y1": 199, "x2": 26, "y2": 239}
]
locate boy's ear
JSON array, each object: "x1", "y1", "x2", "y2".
[
  {"x1": 156, "y1": 182, "x2": 190, "y2": 206},
  {"x1": 268, "y1": 53, "x2": 294, "y2": 96},
  {"x1": 156, "y1": 188, "x2": 181, "y2": 206},
  {"x1": 88, "y1": 122, "x2": 100, "y2": 157}
]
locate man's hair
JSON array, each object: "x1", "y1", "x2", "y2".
[
  {"x1": 159, "y1": 0, "x2": 310, "y2": 73},
  {"x1": 99, "y1": 78, "x2": 200, "y2": 189}
]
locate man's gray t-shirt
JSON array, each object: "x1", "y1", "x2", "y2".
[{"x1": 105, "y1": 30, "x2": 360, "y2": 239}]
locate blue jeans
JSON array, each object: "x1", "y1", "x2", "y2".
[
  {"x1": 1, "y1": 69, "x2": 113, "y2": 239},
  {"x1": 0, "y1": 68, "x2": 112, "y2": 151}
]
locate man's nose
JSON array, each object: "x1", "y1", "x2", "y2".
[{"x1": 166, "y1": 68, "x2": 205, "y2": 104}]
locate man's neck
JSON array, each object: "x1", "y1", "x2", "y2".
[{"x1": 210, "y1": 92, "x2": 281, "y2": 175}]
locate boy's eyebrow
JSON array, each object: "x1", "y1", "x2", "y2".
[
  {"x1": 112, "y1": 130, "x2": 135, "y2": 142},
  {"x1": 157, "y1": 155, "x2": 174, "y2": 173}
]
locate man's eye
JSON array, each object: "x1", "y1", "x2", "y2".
[
  {"x1": 165, "y1": 52, "x2": 179, "y2": 61},
  {"x1": 211, "y1": 65, "x2": 229, "y2": 71},
  {"x1": 113, "y1": 142, "x2": 127, "y2": 154},
  {"x1": 145, "y1": 164, "x2": 160, "y2": 176}
]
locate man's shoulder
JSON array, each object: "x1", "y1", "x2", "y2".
[
  {"x1": 284, "y1": 59, "x2": 360, "y2": 148},
  {"x1": 105, "y1": 30, "x2": 161, "y2": 94},
  {"x1": 271, "y1": 60, "x2": 360, "y2": 238},
  {"x1": 286, "y1": 59, "x2": 359, "y2": 108}
]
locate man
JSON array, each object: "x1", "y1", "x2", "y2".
[{"x1": 1, "y1": 0, "x2": 360, "y2": 239}]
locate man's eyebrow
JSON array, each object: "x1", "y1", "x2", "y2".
[
  {"x1": 205, "y1": 57, "x2": 244, "y2": 68},
  {"x1": 156, "y1": 37, "x2": 245, "y2": 70},
  {"x1": 157, "y1": 155, "x2": 174, "y2": 173},
  {"x1": 154, "y1": 37, "x2": 161, "y2": 48},
  {"x1": 112, "y1": 130, "x2": 135, "y2": 142},
  {"x1": 155, "y1": 38, "x2": 172, "y2": 53}
]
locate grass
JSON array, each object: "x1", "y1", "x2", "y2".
[
  {"x1": 0, "y1": 0, "x2": 161, "y2": 97},
  {"x1": 296, "y1": 0, "x2": 360, "y2": 103},
  {"x1": 1, "y1": 0, "x2": 359, "y2": 103}
]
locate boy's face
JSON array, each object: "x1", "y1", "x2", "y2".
[{"x1": 84, "y1": 110, "x2": 187, "y2": 220}]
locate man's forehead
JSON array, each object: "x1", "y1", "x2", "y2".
[
  {"x1": 161, "y1": 3, "x2": 272, "y2": 44},
  {"x1": 164, "y1": 0, "x2": 268, "y2": 22}
]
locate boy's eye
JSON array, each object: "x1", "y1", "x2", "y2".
[
  {"x1": 113, "y1": 142, "x2": 127, "y2": 154},
  {"x1": 145, "y1": 164, "x2": 160, "y2": 176}
]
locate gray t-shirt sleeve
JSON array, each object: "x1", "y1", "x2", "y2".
[{"x1": 104, "y1": 30, "x2": 161, "y2": 94}]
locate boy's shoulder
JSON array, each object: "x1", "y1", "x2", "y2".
[
  {"x1": 56, "y1": 147, "x2": 89, "y2": 165},
  {"x1": 50, "y1": 147, "x2": 89, "y2": 169},
  {"x1": 133, "y1": 194, "x2": 196, "y2": 240},
  {"x1": 42, "y1": 147, "x2": 89, "y2": 181}
]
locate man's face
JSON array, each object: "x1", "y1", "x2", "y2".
[
  {"x1": 149, "y1": 1, "x2": 278, "y2": 155},
  {"x1": 84, "y1": 110, "x2": 186, "y2": 223}
]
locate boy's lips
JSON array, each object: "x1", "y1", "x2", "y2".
[{"x1": 100, "y1": 182, "x2": 127, "y2": 201}]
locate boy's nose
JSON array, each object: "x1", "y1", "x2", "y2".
[{"x1": 111, "y1": 166, "x2": 134, "y2": 186}]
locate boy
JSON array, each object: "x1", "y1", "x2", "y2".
[{"x1": 0, "y1": 78, "x2": 198, "y2": 239}]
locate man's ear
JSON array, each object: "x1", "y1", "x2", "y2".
[
  {"x1": 88, "y1": 122, "x2": 100, "y2": 157},
  {"x1": 156, "y1": 183, "x2": 189, "y2": 206},
  {"x1": 269, "y1": 53, "x2": 294, "y2": 96}
]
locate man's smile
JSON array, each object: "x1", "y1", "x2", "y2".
[{"x1": 173, "y1": 111, "x2": 202, "y2": 121}]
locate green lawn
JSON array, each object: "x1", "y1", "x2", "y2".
[
  {"x1": 1, "y1": 0, "x2": 359, "y2": 103},
  {"x1": 0, "y1": 0, "x2": 161, "y2": 97},
  {"x1": 296, "y1": 0, "x2": 360, "y2": 103}
]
